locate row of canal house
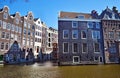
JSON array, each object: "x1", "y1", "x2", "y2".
[
  {"x1": 0, "y1": 6, "x2": 58, "y2": 63},
  {"x1": 58, "y1": 6, "x2": 120, "y2": 65}
]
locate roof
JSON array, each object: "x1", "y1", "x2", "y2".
[
  {"x1": 10, "y1": 14, "x2": 16, "y2": 17},
  {"x1": 34, "y1": 18, "x2": 39, "y2": 21},
  {"x1": 59, "y1": 11, "x2": 92, "y2": 19}
]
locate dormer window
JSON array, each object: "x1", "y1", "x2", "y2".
[
  {"x1": 16, "y1": 18, "x2": 19, "y2": 24},
  {"x1": 3, "y1": 12, "x2": 8, "y2": 19},
  {"x1": 77, "y1": 15, "x2": 84, "y2": 19}
]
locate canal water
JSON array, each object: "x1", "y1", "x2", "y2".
[{"x1": 0, "y1": 62, "x2": 120, "y2": 78}]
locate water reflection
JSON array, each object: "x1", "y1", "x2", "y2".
[{"x1": 0, "y1": 62, "x2": 120, "y2": 78}]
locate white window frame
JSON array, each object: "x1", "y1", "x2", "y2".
[
  {"x1": 72, "y1": 43, "x2": 78, "y2": 53},
  {"x1": 63, "y1": 30, "x2": 69, "y2": 39},
  {"x1": 72, "y1": 30, "x2": 78, "y2": 39},
  {"x1": 82, "y1": 43, "x2": 88, "y2": 53},
  {"x1": 94, "y1": 42, "x2": 100, "y2": 53},
  {"x1": 1, "y1": 32, "x2": 5, "y2": 39},
  {"x1": 72, "y1": 21, "x2": 78, "y2": 28},
  {"x1": 63, "y1": 42, "x2": 69, "y2": 53},
  {"x1": 73, "y1": 56, "x2": 80, "y2": 63},
  {"x1": 92, "y1": 31, "x2": 100, "y2": 39},
  {"x1": 81, "y1": 30, "x2": 87, "y2": 39}
]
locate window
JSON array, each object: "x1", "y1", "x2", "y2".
[
  {"x1": 73, "y1": 43, "x2": 78, "y2": 53},
  {"x1": 108, "y1": 31, "x2": 114, "y2": 39},
  {"x1": 73, "y1": 56, "x2": 79, "y2": 63},
  {"x1": 35, "y1": 38, "x2": 37, "y2": 42},
  {"x1": 28, "y1": 23, "x2": 31, "y2": 29},
  {"x1": 87, "y1": 22, "x2": 93, "y2": 28},
  {"x1": 94, "y1": 56, "x2": 99, "y2": 61},
  {"x1": 3, "y1": 13, "x2": 8, "y2": 19},
  {"x1": 48, "y1": 43, "x2": 51, "y2": 47},
  {"x1": 14, "y1": 35, "x2": 17, "y2": 40},
  {"x1": 18, "y1": 36, "x2": 21, "y2": 41},
  {"x1": 24, "y1": 22, "x2": 27, "y2": 27},
  {"x1": 96, "y1": 22, "x2": 100, "y2": 29},
  {"x1": 24, "y1": 29, "x2": 27, "y2": 34},
  {"x1": 94, "y1": 43, "x2": 100, "y2": 52},
  {"x1": 77, "y1": 15, "x2": 84, "y2": 19},
  {"x1": 5, "y1": 43, "x2": 9, "y2": 50},
  {"x1": 15, "y1": 26, "x2": 18, "y2": 32},
  {"x1": 117, "y1": 32, "x2": 120, "y2": 40},
  {"x1": 72, "y1": 21, "x2": 78, "y2": 28},
  {"x1": 10, "y1": 34, "x2": 14, "y2": 40},
  {"x1": 16, "y1": 18, "x2": 19, "y2": 24},
  {"x1": 1, "y1": 42, "x2": 4, "y2": 49},
  {"x1": 81, "y1": 30, "x2": 87, "y2": 39},
  {"x1": 18, "y1": 27, "x2": 22, "y2": 33},
  {"x1": 92, "y1": 31, "x2": 100, "y2": 39},
  {"x1": 11, "y1": 24, "x2": 15, "y2": 31},
  {"x1": 49, "y1": 38, "x2": 51, "y2": 42},
  {"x1": 6, "y1": 33, "x2": 9, "y2": 39},
  {"x1": 6, "y1": 23, "x2": 11, "y2": 30},
  {"x1": 0, "y1": 20, "x2": 2, "y2": 27},
  {"x1": 109, "y1": 43, "x2": 116, "y2": 53},
  {"x1": 72, "y1": 30, "x2": 78, "y2": 39},
  {"x1": 28, "y1": 30, "x2": 31, "y2": 35},
  {"x1": 63, "y1": 30, "x2": 69, "y2": 39},
  {"x1": 1, "y1": 32, "x2": 5, "y2": 38},
  {"x1": 82, "y1": 43, "x2": 87, "y2": 53},
  {"x1": 3, "y1": 21, "x2": 6, "y2": 29},
  {"x1": 63, "y1": 42, "x2": 69, "y2": 53}
]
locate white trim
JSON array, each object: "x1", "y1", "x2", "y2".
[
  {"x1": 73, "y1": 56, "x2": 80, "y2": 63},
  {"x1": 63, "y1": 42, "x2": 69, "y2": 53},
  {"x1": 72, "y1": 43, "x2": 78, "y2": 53},
  {"x1": 63, "y1": 30, "x2": 69, "y2": 39},
  {"x1": 58, "y1": 18, "x2": 101, "y2": 22},
  {"x1": 82, "y1": 43, "x2": 88, "y2": 53}
]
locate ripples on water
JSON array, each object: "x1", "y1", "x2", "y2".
[{"x1": 0, "y1": 62, "x2": 120, "y2": 78}]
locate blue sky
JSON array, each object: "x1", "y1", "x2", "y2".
[{"x1": 0, "y1": 0, "x2": 120, "y2": 29}]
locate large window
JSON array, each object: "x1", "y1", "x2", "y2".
[
  {"x1": 24, "y1": 29, "x2": 27, "y2": 34},
  {"x1": 3, "y1": 21, "x2": 6, "y2": 29},
  {"x1": 82, "y1": 43, "x2": 87, "y2": 53},
  {"x1": 72, "y1": 30, "x2": 78, "y2": 39},
  {"x1": 63, "y1": 42, "x2": 69, "y2": 53},
  {"x1": 1, "y1": 32, "x2": 5, "y2": 38},
  {"x1": 6, "y1": 23, "x2": 11, "y2": 30},
  {"x1": 81, "y1": 30, "x2": 87, "y2": 39},
  {"x1": 94, "y1": 43, "x2": 100, "y2": 52},
  {"x1": 109, "y1": 31, "x2": 114, "y2": 39},
  {"x1": 73, "y1": 56, "x2": 79, "y2": 63},
  {"x1": 117, "y1": 32, "x2": 120, "y2": 40},
  {"x1": 24, "y1": 22, "x2": 27, "y2": 27},
  {"x1": 87, "y1": 22, "x2": 93, "y2": 28},
  {"x1": 5, "y1": 43, "x2": 9, "y2": 50},
  {"x1": 63, "y1": 30, "x2": 69, "y2": 39},
  {"x1": 72, "y1": 21, "x2": 78, "y2": 28},
  {"x1": 3, "y1": 13, "x2": 8, "y2": 19},
  {"x1": 18, "y1": 27, "x2": 22, "y2": 33},
  {"x1": 28, "y1": 30, "x2": 31, "y2": 35},
  {"x1": 6, "y1": 33, "x2": 9, "y2": 39},
  {"x1": 92, "y1": 31, "x2": 100, "y2": 39},
  {"x1": 11, "y1": 24, "x2": 15, "y2": 31},
  {"x1": 1, "y1": 42, "x2": 4, "y2": 49},
  {"x1": 73, "y1": 43, "x2": 78, "y2": 53}
]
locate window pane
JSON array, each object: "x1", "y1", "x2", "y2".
[
  {"x1": 1, "y1": 42, "x2": 4, "y2": 49},
  {"x1": 63, "y1": 43, "x2": 68, "y2": 52},
  {"x1": 1, "y1": 32, "x2": 5, "y2": 38},
  {"x1": 73, "y1": 43, "x2": 78, "y2": 52},
  {"x1": 94, "y1": 43, "x2": 100, "y2": 52},
  {"x1": 92, "y1": 31, "x2": 100, "y2": 39},
  {"x1": 5, "y1": 43, "x2": 9, "y2": 50},
  {"x1": 72, "y1": 30, "x2": 78, "y2": 39},
  {"x1": 72, "y1": 21, "x2": 78, "y2": 28},
  {"x1": 96, "y1": 22, "x2": 100, "y2": 29},
  {"x1": 3, "y1": 21, "x2": 6, "y2": 29},
  {"x1": 81, "y1": 30, "x2": 87, "y2": 39},
  {"x1": 109, "y1": 31, "x2": 114, "y2": 39},
  {"x1": 63, "y1": 30, "x2": 69, "y2": 39},
  {"x1": 88, "y1": 22, "x2": 93, "y2": 28},
  {"x1": 82, "y1": 43, "x2": 87, "y2": 52}
]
